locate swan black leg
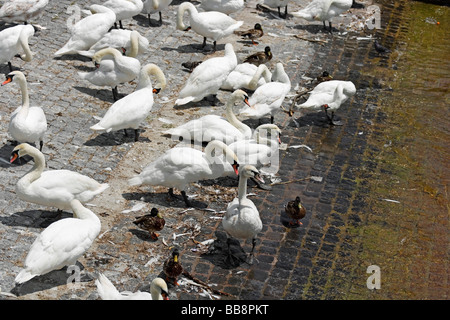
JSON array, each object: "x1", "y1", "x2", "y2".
[
  {"x1": 134, "y1": 129, "x2": 140, "y2": 142},
  {"x1": 8, "y1": 61, "x2": 13, "y2": 72},
  {"x1": 39, "y1": 140, "x2": 43, "y2": 151},
  {"x1": 181, "y1": 190, "x2": 192, "y2": 207},
  {"x1": 112, "y1": 86, "x2": 119, "y2": 101}
]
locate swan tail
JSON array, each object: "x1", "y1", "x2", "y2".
[
  {"x1": 175, "y1": 96, "x2": 195, "y2": 106},
  {"x1": 90, "y1": 123, "x2": 106, "y2": 132},
  {"x1": 96, "y1": 273, "x2": 122, "y2": 300},
  {"x1": 128, "y1": 176, "x2": 142, "y2": 187},
  {"x1": 291, "y1": 10, "x2": 314, "y2": 20},
  {"x1": 15, "y1": 269, "x2": 36, "y2": 284},
  {"x1": 96, "y1": 183, "x2": 110, "y2": 194},
  {"x1": 77, "y1": 50, "x2": 94, "y2": 58}
]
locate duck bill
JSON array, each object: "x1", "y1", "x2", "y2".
[{"x1": 174, "y1": 255, "x2": 178, "y2": 263}]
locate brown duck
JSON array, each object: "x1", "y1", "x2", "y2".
[
  {"x1": 133, "y1": 207, "x2": 165, "y2": 240},
  {"x1": 243, "y1": 46, "x2": 272, "y2": 66},
  {"x1": 316, "y1": 71, "x2": 333, "y2": 83},
  {"x1": 234, "y1": 23, "x2": 264, "y2": 45},
  {"x1": 163, "y1": 248, "x2": 183, "y2": 286},
  {"x1": 285, "y1": 196, "x2": 306, "y2": 226},
  {"x1": 181, "y1": 60, "x2": 202, "y2": 72}
]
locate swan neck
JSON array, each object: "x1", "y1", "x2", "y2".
[
  {"x1": 225, "y1": 95, "x2": 250, "y2": 136},
  {"x1": 238, "y1": 173, "x2": 248, "y2": 203},
  {"x1": 248, "y1": 64, "x2": 269, "y2": 90},
  {"x1": 22, "y1": 148, "x2": 45, "y2": 184},
  {"x1": 128, "y1": 31, "x2": 139, "y2": 58},
  {"x1": 19, "y1": 32, "x2": 33, "y2": 62},
  {"x1": 177, "y1": 2, "x2": 196, "y2": 30},
  {"x1": 16, "y1": 74, "x2": 30, "y2": 110},
  {"x1": 137, "y1": 64, "x2": 166, "y2": 91},
  {"x1": 205, "y1": 140, "x2": 238, "y2": 165}
]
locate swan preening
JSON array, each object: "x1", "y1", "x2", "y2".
[
  {"x1": 10, "y1": 143, "x2": 109, "y2": 212},
  {"x1": 2, "y1": 71, "x2": 47, "y2": 151},
  {"x1": 0, "y1": 24, "x2": 35, "y2": 72},
  {"x1": 221, "y1": 63, "x2": 272, "y2": 92},
  {"x1": 0, "y1": 0, "x2": 49, "y2": 24}
]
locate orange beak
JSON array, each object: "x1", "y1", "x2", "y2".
[
  {"x1": 232, "y1": 161, "x2": 239, "y2": 175},
  {"x1": 10, "y1": 151, "x2": 18, "y2": 163},
  {"x1": 1, "y1": 77, "x2": 12, "y2": 86}
]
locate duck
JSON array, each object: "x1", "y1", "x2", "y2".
[
  {"x1": 243, "y1": 46, "x2": 273, "y2": 67},
  {"x1": 78, "y1": 47, "x2": 141, "y2": 101},
  {"x1": 221, "y1": 63, "x2": 272, "y2": 91},
  {"x1": 316, "y1": 70, "x2": 333, "y2": 83},
  {"x1": 181, "y1": 60, "x2": 202, "y2": 73},
  {"x1": 222, "y1": 165, "x2": 264, "y2": 266},
  {"x1": 285, "y1": 196, "x2": 306, "y2": 226},
  {"x1": 0, "y1": 24, "x2": 35, "y2": 72},
  {"x1": 78, "y1": 29, "x2": 149, "y2": 58},
  {"x1": 133, "y1": 207, "x2": 165, "y2": 240},
  {"x1": 128, "y1": 140, "x2": 240, "y2": 207},
  {"x1": 239, "y1": 62, "x2": 291, "y2": 124},
  {"x1": 176, "y1": 2, "x2": 243, "y2": 52},
  {"x1": 90, "y1": 63, "x2": 166, "y2": 141},
  {"x1": 10, "y1": 143, "x2": 109, "y2": 212},
  {"x1": 291, "y1": 0, "x2": 353, "y2": 33},
  {"x1": 15, "y1": 199, "x2": 101, "y2": 284},
  {"x1": 165, "y1": 89, "x2": 252, "y2": 145},
  {"x1": 0, "y1": 0, "x2": 49, "y2": 24},
  {"x1": 174, "y1": 43, "x2": 237, "y2": 106},
  {"x1": 96, "y1": 273, "x2": 169, "y2": 300},
  {"x1": 54, "y1": 4, "x2": 116, "y2": 57},
  {"x1": 200, "y1": 0, "x2": 245, "y2": 15},
  {"x1": 295, "y1": 80, "x2": 356, "y2": 125},
  {"x1": 262, "y1": 0, "x2": 291, "y2": 19},
  {"x1": 234, "y1": 23, "x2": 264, "y2": 46},
  {"x1": 2, "y1": 71, "x2": 47, "y2": 152},
  {"x1": 103, "y1": 0, "x2": 144, "y2": 29},
  {"x1": 142, "y1": 0, "x2": 173, "y2": 26},
  {"x1": 163, "y1": 248, "x2": 183, "y2": 285}
]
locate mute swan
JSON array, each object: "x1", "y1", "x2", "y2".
[
  {"x1": 243, "y1": 46, "x2": 272, "y2": 67},
  {"x1": 2, "y1": 71, "x2": 47, "y2": 151},
  {"x1": 96, "y1": 273, "x2": 169, "y2": 300},
  {"x1": 163, "y1": 248, "x2": 183, "y2": 285},
  {"x1": 78, "y1": 47, "x2": 141, "y2": 101},
  {"x1": 175, "y1": 43, "x2": 237, "y2": 106},
  {"x1": 285, "y1": 196, "x2": 306, "y2": 226},
  {"x1": 0, "y1": 24, "x2": 35, "y2": 72},
  {"x1": 133, "y1": 207, "x2": 165, "y2": 240},
  {"x1": 239, "y1": 62, "x2": 291, "y2": 124},
  {"x1": 295, "y1": 80, "x2": 356, "y2": 125},
  {"x1": 142, "y1": 0, "x2": 173, "y2": 26},
  {"x1": 166, "y1": 89, "x2": 252, "y2": 145},
  {"x1": 15, "y1": 199, "x2": 101, "y2": 284},
  {"x1": 222, "y1": 165, "x2": 264, "y2": 266},
  {"x1": 291, "y1": 0, "x2": 353, "y2": 32},
  {"x1": 128, "y1": 140, "x2": 240, "y2": 207},
  {"x1": 234, "y1": 23, "x2": 264, "y2": 45},
  {"x1": 221, "y1": 63, "x2": 272, "y2": 91},
  {"x1": 176, "y1": 2, "x2": 243, "y2": 52},
  {"x1": 54, "y1": 4, "x2": 116, "y2": 57},
  {"x1": 103, "y1": 0, "x2": 144, "y2": 29},
  {"x1": 90, "y1": 63, "x2": 166, "y2": 141},
  {"x1": 262, "y1": 0, "x2": 290, "y2": 19},
  {"x1": 10, "y1": 143, "x2": 109, "y2": 212},
  {"x1": 200, "y1": 0, "x2": 245, "y2": 15},
  {"x1": 78, "y1": 29, "x2": 149, "y2": 58},
  {"x1": 0, "y1": 0, "x2": 48, "y2": 24}
]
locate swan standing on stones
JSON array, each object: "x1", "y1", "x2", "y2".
[
  {"x1": 15, "y1": 199, "x2": 101, "y2": 284},
  {"x1": 10, "y1": 143, "x2": 109, "y2": 212},
  {"x1": 239, "y1": 62, "x2": 291, "y2": 124},
  {"x1": 262, "y1": 0, "x2": 291, "y2": 19},
  {"x1": 176, "y1": 2, "x2": 243, "y2": 52},
  {"x1": 222, "y1": 165, "x2": 264, "y2": 266},
  {"x1": 90, "y1": 63, "x2": 166, "y2": 141},
  {"x1": 128, "y1": 140, "x2": 240, "y2": 207},
  {"x1": 221, "y1": 63, "x2": 272, "y2": 91},
  {"x1": 200, "y1": 0, "x2": 245, "y2": 15},
  {"x1": 103, "y1": 0, "x2": 144, "y2": 29},
  {"x1": 54, "y1": 4, "x2": 116, "y2": 57},
  {"x1": 175, "y1": 43, "x2": 237, "y2": 106},
  {"x1": 78, "y1": 47, "x2": 141, "y2": 101},
  {"x1": 291, "y1": 0, "x2": 353, "y2": 33},
  {"x1": 96, "y1": 274, "x2": 169, "y2": 300},
  {"x1": 0, "y1": 0, "x2": 49, "y2": 24},
  {"x1": 295, "y1": 80, "x2": 356, "y2": 125},
  {"x1": 0, "y1": 24, "x2": 35, "y2": 72},
  {"x1": 142, "y1": 0, "x2": 173, "y2": 26},
  {"x1": 2, "y1": 71, "x2": 47, "y2": 151}
]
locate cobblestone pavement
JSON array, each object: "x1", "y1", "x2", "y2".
[{"x1": 0, "y1": 0, "x2": 448, "y2": 301}]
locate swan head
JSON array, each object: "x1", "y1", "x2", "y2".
[
  {"x1": 232, "y1": 89, "x2": 251, "y2": 108},
  {"x1": 150, "y1": 278, "x2": 169, "y2": 300},
  {"x1": 254, "y1": 124, "x2": 282, "y2": 144},
  {"x1": 240, "y1": 165, "x2": 264, "y2": 184},
  {"x1": 1, "y1": 71, "x2": 25, "y2": 86},
  {"x1": 10, "y1": 143, "x2": 33, "y2": 163}
]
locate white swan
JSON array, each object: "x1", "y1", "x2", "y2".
[
  {"x1": 176, "y1": 2, "x2": 243, "y2": 51},
  {"x1": 78, "y1": 29, "x2": 149, "y2": 58},
  {"x1": 221, "y1": 63, "x2": 272, "y2": 91},
  {"x1": 165, "y1": 89, "x2": 252, "y2": 145},
  {"x1": 295, "y1": 80, "x2": 356, "y2": 125},
  {"x1": 0, "y1": 0, "x2": 48, "y2": 24},
  {"x1": 262, "y1": 0, "x2": 291, "y2": 18},
  {"x1": 15, "y1": 199, "x2": 101, "y2": 284},
  {"x1": 200, "y1": 0, "x2": 245, "y2": 15},
  {"x1": 0, "y1": 24, "x2": 35, "y2": 72},
  {"x1": 222, "y1": 164, "x2": 263, "y2": 265},
  {"x1": 90, "y1": 63, "x2": 166, "y2": 141},
  {"x1": 291, "y1": 0, "x2": 353, "y2": 32},
  {"x1": 239, "y1": 62, "x2": 291, "y2": 124},
  {"x1": 54, "y1": 4, "x2": 116, "y2": 57},
  {"x1": 2, "y1": 71, "x2": 47, "y2": 151},
  {"x1": 175, "y1": 43, "x2": 237, "y2": 106},
  {"x1": 10, "y1": 143, "x2": 110, "y2": 211},
  {"x1": 142, "y1": 0, "x2": 173, "y2": 25},
  {"x1": 128, "y1": 140, "x2": 240, "y2": 207},
  {"x1": 96, "y1": 273, "x2": 169, "y2": 300},
  {"x1": 103, "y1": 0, "x2": 144, "y2": 29},
  {"x1": 78, "y1": 47, "x2": 141, "y2": 101}
]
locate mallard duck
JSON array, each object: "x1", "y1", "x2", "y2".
[
  {"x1": 181, "y1": 60, "x2": 202, "y2": 72},
  {"x1": 316, "y1": 71, "x2": 333, "y2": 83},
  {"x1": 133, "y1": 207, "x2": 165, "y2": 240},
  {"x1": 234, "y1": 23, "x2": 264, "y2": 45},
  {"x1": 285, "y1": 196, "x2": 306, "y2": 226},
  {"x1": 163, "y1": 248, "x2": 183, "y2": 285},
  {"x1": 243, "y1": 46, "x2": 272, "y2": 66}
]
